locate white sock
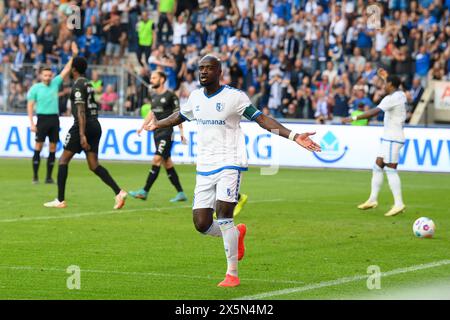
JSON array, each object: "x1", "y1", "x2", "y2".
[
  {"x1": 218, "y1": 218, "x2": 238, "y2": 277},
  {"x1": 369, "y1": 164, "x2": 384, "y2": 202},
  {"x1": 203, "y1": 220, "x2": 222, "y2": 237},
  {"x1": 385, "y1": 167, "x2": 404, "y2": 207}
]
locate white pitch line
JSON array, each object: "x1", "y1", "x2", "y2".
[
  {"x1": 0, "y1": 265, "x2": 303, "y2": 285},
  {"x1": 0, "y1": 206, "x2": 189, "y2": 223},
  {"x1": 234, "y1": 259, "x2": 450, "y2": 300},
  {"x1": 0, "y1": 199, "x2": 284, "y2": 223}
]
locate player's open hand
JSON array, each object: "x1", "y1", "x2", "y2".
[
  {"x1": 295, "y1": 132, "x2": 321, "y2": 152},
  {"x1": 342, "y1": 117, "x2": 352, "y2": 124},
  {"x1": 30, "y1": 123, "x2": 37, "y2": 133},
  {"x1": 144, "y1": 112, "x2": 159, "y2": 131},
  {"x1": 180, "y1": 135, "x2": 188, "y2": 145},
  {"x1": 137, "y1": 128, "x2": 143, "y2": 136},
  {"x1": 80, "y1": 135, "x2": 91, "y2": 151}
]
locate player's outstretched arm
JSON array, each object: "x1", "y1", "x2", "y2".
[
  {"x1": 254, "y1": 114, "x2": 321, "y2": 152},
  {"x1": 144, "y1": 111, "x2": 184, "y2": 131},
  {"x1": 137, "y1": 111, "x2": 154, "y2": 136},
  {"x1": 59, "y1": 42, "x2": 79, "y2": 80},
  {"x1": 342, "y1": 107, "x2": 382, "y2": 123}
]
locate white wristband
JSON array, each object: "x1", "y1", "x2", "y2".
[
  {"x1": 288, "y1": 131, "x2": 297, "y2": 141},
  {"x1": 352, "y1": 115, "x2": 358, "y2": 121}
]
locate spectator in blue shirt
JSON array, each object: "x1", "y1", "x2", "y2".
[
  {"x1": 331, "y1": 84, "x2": 350, "y2": 124},
  {"x1": 5, "y1": 20, "x2": 21, "y2": 38},
  {"x1": 57, "y1": 41, "x2": 72, "y2": 66},
  {"x1": 77, "y1": 27, "x2": 103, "y2": 64},
  {"x1": 356, "y1": 22, "x2": 373, "y2": 57},
  {"x1": 351, "y1": 88, "x2": 374, "y2": 111},
  {"x1": 236, "y1": 9, "x2": 253, "y2": 38},
  {"x1": 188, "y1": 22, "x2": 207, "y2": 48},
  {"x1": 419, "y1": 0, "x2": 434, "y2": 9},
  {"x1": 218, "y1": 20, "x2": 234, "y2": 47},
  {"x1": 273, "y1": 0, "x2": 291, "y2": 22},
  {"x1": 33, "y1": 44, "x2": 45, "y2": 65},
  {"x1": 415, "y1": 45, "x2": 431, "y2": 84},
  {"x1": 84, "y1": 0, "x2": 100, "y2": 29},
  {"x1": 390, "y1": 0, "x2": 408, "y2": 10},
  {"x1": 418, "y1": 9, "x2": 437, "y2": 33}
]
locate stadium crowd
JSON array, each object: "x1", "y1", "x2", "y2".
[{"x1": 1, "y1": 0, "x2": 450, "y2": 123}]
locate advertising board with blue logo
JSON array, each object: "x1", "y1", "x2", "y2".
[{"x1": 0, "y1": 115, "x2": 449, "y2": 172}]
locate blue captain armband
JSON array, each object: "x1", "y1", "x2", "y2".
[
  {"x1": 243, "y1": 105, "x2": 263, "y2": 121},
  {"x1": 179, "y1": 112, "x2": 191, "y2": 122}
]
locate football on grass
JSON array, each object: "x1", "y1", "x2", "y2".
[{"x1": 413, "y1": 217, "x2": 436, "y2": 238}]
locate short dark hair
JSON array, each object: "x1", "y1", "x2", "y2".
[
  {"x1": 387, "y1": 75, "x2": 401, "y2": 89},
  {"x1": 40, "y1": 66, "x2": 52, "y2": 73},
  {"x1": 154, "y1": 70, "x2": 167, "y2": 82},
  {"x1": 72, "y1": 57, "x2": 88, "y2": 75}
]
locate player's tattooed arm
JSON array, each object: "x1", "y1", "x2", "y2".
[
  {"x1": 76, "y1": 102, "x2": 90, "y2": 151},
  {"x1": 144, "y1": 111, "x2": 184, "y2": 131},
  {"x1": 254, "y1": 114, "x2": 321, "y2": 152}
]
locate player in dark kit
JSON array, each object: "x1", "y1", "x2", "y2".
[
  {"x1": 44, "y1": 57, "x2": 127, "y2": 209},
  {"x1": 129, "y1": 70, "x2": 188, "y2": 202}
]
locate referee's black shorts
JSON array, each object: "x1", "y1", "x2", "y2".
[
  {"x1": 36, "y1": 114, "x2": 60, "y2": 143},
  {"x1": 64, "y1": 120, "x2": 102, "y2": 154},
  {"x1": 154, "y1": 129, "x2": 173, "y2": 160}
]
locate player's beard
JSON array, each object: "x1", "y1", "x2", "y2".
[{"x1": 151, "y1": 83, "x2": 160, "y2": 89}]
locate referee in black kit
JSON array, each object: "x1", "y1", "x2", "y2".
[{"x1": 26, "y1": 42, "x2": 79, "y2": 184}]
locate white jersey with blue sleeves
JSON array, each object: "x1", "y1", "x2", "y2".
[{"x1": 180, "y1": 85, "x2": 259, "y2": 175}]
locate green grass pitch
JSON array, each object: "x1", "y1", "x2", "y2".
[{"x1": 0, "y1": 158, "x2": 449, "y2": 299}]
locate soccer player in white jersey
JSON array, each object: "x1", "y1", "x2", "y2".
[
  {"x1": 145, "y1": 55, "x2": 321, "y2": 287},
  {"x1": 343, "y1": 69, "x2": 407, "y2": 217}
]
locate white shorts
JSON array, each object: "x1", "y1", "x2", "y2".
[
  {"x1": 377, "y1": 138, "x2": 405, "y2": 164},
  {"x1": 193, "y1": 169, "x2": 243, "y2": 210}
]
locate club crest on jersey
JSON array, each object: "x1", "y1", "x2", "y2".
[
  {"x1": 161, "y1": 97, "x2": 166, "y2": 103},
  {"x1": 216, "y1": 102, "x2": 225, "y2": 112},
  {"x1": 195, "y1": 105, "x2": 200, "y2": 111}
]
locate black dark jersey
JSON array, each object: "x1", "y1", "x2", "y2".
[
  {"x1": 70, "y1": 77, "x2": 99, "y2": 124},
  {"x1": 150, "y1": 90, "x2": 180, "y2": 121},
  {"x1": 150, "y1": 90, "x2": 180, "y2": 137}
]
